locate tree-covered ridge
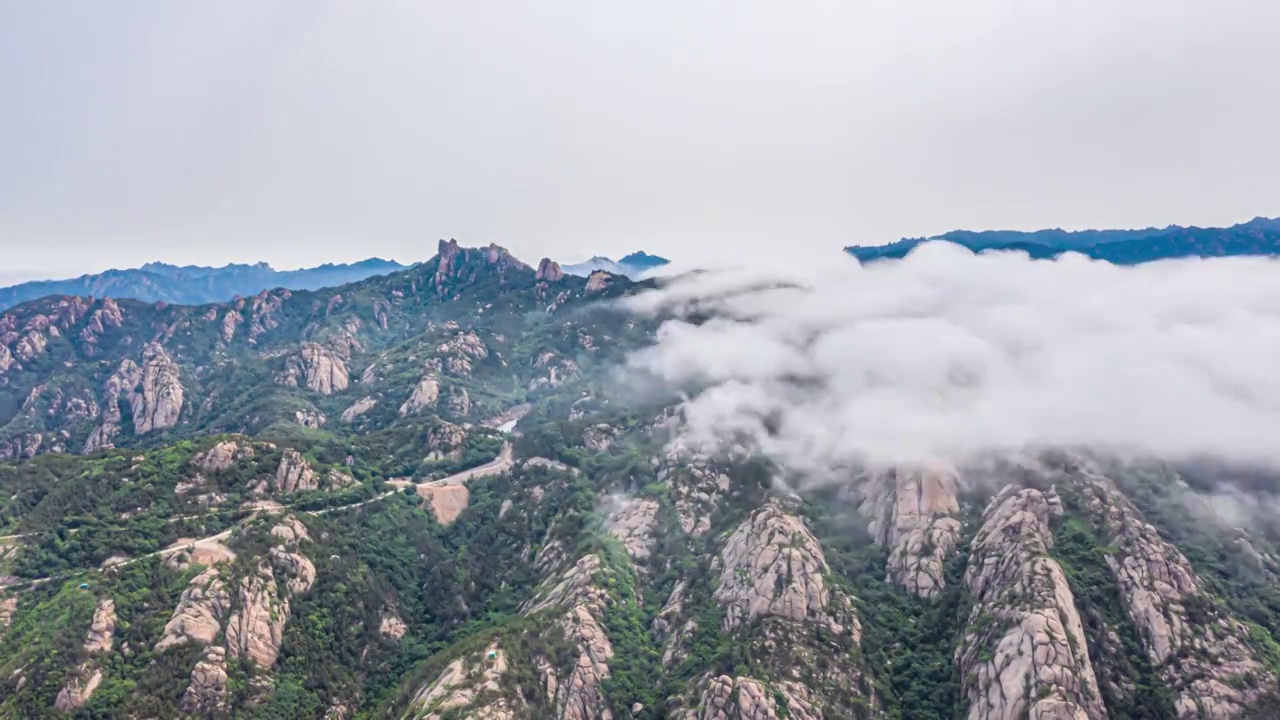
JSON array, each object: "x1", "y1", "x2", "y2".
[
  {"x1": 0, "y1": 240, "x2": 646, "y2": 461},
  {"x1": 846, "y1": 216, "x2": 1280, "y2": 265}
]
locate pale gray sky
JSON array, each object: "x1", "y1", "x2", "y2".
[{"x1": 1, "y1": 1, "x2": 1277, "y2": 281}]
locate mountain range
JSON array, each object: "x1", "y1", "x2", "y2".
[
  {"x1": 846, "y1": 216, "x2": 1280, "y2": 264},
  {"x1": 0, "y1": 259, "x2": 412, "y2": 313},
  {"x1": 0, "y1": 240, "x2": 1279, "y2": 719},
  {"x1": 562, "y1": 251, "x2": 670, "y2": 278},
  {"x1": 0, "y1": 251, "x2": 671, "y2": 315}
]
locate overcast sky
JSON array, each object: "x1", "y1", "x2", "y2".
[{"x1": 1, "y1": 1, "x2": 1277, "y2": 281}]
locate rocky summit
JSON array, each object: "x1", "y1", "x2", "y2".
[{"x1": 1, "y1": 241, "x2": 1280, "y2": 720}]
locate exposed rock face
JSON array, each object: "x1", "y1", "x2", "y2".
[
  {"x1": 0, "y1": 597, "x2": 16, "y2": 634},
  {"x1": 225, "y1": 518, "x2": 314, "y2": 669},
  {"x1": 431, "y1": 239, "x2": 531, "y2": 297},
  {"x1": 14, "y1": 329, "x2": 47, "y2": 361},
  {"x1": 84, "y1": 357, "x2": 142, "y2": 451},
  {"x1": 270, "y1": 515, "x2": 311, "y2": 545},
  {"x1": 195, "y1": 440, "x2": 253, "y2": 474},
  {"x1": 604, "y1": 497, "x2": 660, "y2": 563},
  {"x1": 529, "y1": 351, "x2": 580, "y2": 390},
  {"x1": 131, "y1": 343, "x2": 184, "y2": 434},
  {"x1": 663, "y1": 497, "x2": 878, "y2": 717},
  {"x1": 410, "y1": 643, "x2": 516, "y2": 718},
  {"x1": 956, "y1": 485, "x2": 1106, "y2": 720},
  {"x1": 584, "y1": 271, "x2": 612, "y2": 293},
  {"x1": 78, "y1": 299, "x2": 123, "y2": 351},
  {"x1": 0, "y1": 344, "x2": 15, "y2": 374},
  {"x1": 550, "y1": 602, "x2": 615, "y2": 720},
  {"x1": 83, "y1": 423, "x2": 118, "y2": 454},
  {"x1": 269, "y1": 516, "x2": 317, "y2": 595},
  {"x1": 268, "y1": 517, "x2": 316, "y2": 591},
  {"x1": 663, "y1": 459, "x2": 729, "y2": 537},
  {"x1": 1073, "y1": 468, "x2": 1277, "y2": 719},
  {"x1": 325, "y1": 469, "x2": 356, "y2": 489},
  {"x1": 0, "y1": 432, "x2": 43, "y2": 460},
  {"x1": 197, "y1": 440, "x2": 254, "y2": 473},
  {"x1": 437, "y1": 332, "x2": 488, "y2": 375},
  {"x1": 861, "y1": 467, "x2": 962, "y2": 597},
  {"x1": 654, "y1": 581, "x2": 694, "y2": 667},
  {"x1": 327, "y1": 331, "x2": 363, "y2": 361},
  {"x1": 325, "y1": 700, "x2": 356, "y2": 720},
  {"x1": 434, "y1": 239, "x2": 463, "y2": 292},
  {"x1": 294, "y1": 408, "x2": 326, "y2": 428},
  {"x1": 713, "y1": 500, "x2": 858, "y2": 638},
  {"x1": 445, "y1": 386, "x2": 470, "y2": 418},
  {"x1": 400, "y1": 375, "x2": 440, "y2": 415},
  {"x1": 225, "y1": 561, "x2": 288, "y2": 669},
  {"x1": 426, "y1": 422, "x2": 466, "y2": 459},
  {"x1": 59, "y1": 392, "x2": 99, "y2": 420},
  {"x1": 379, "y1": 613, "x2": 407, "y2": 640},
  {"x1": 685, "y1": 675, "x2": 820, "y2": 720},
  {"x1": 582, "y1": 424, "x2": 618, "y2": 452},
  {"x1": 181, "y1": 646, "x2": 229, "y2": 714},
  {"x1": 517, "y1": 553, "x2": 617, "y2": 720},
  {"x1": 83, "y1": 598, "x2": 116, "y2": 655},
  {"x1": 418, "y1": 484, "x2": 470, "y2": 526},
  {"x1": 280, "y1": 342, "x2": 350, "y2": 395},
  {"x1": 103, "y1": 358, "x2": 141, "y2": 423},
  {"x1": 220, "y1": 309, "x2": 242, "y2": 342},
  {"x1": 341, "y1": 396, "x2": 378, "y2": 422},
  {"x1": 247, "y1": 290, "x2": 289, "y2": 343},
  {"x1": 156, "y1": 567, "x2": 230, "y2": 650},
  {"x1": 54, "y1": 667, "x2": 103, "y2": 712},
  {"x1": 270, "y1": 545, "x2": 317, "y2": 596},
  {"x1": 91, "y1": 343, "x2": 183, "y2": 438},
  {"x1": 275, "y1": 449, "x2": 318, "y2": 493},
  {"x1": 536, "y1": 258, "x2": 565, "y2": 282}
]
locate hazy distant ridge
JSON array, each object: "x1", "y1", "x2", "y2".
[
  {"x1": 0, "y1": 258, "x2": 410, "y2": 311},
  {"x1": 846, "y1": 216, "x2": 1280, "y2": 264},
  {"x1": 562, "y1": 250, "x2": 669, "y2": 277}
]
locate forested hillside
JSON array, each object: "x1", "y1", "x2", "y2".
[{"x1": 2, "y1": 241, "x2": 1280, "y2": 719}]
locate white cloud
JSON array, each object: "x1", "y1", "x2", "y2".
[{"x1": 625, "y1": 243, "x2": 1280, "y2": 473}]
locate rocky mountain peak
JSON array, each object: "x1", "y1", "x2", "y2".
[
  {"x1": 428, "y1": 239, "x2": 533, "y2": 297},
  {"x1": 536, "y1": 258, "x2": 565, "y2": 282}
]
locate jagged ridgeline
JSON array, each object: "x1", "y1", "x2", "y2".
[{"x1": 2, "y1": 242, "x2": 1280, "y2": 718}]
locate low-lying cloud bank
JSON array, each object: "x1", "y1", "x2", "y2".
[{"x1": 624, "y1": 242, "x2": 1280, "y2": 473}]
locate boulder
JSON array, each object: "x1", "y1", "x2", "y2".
[
  {"x1": 83, "y1": 598, "x2": 116, "y2": 655},
  {"x1": 275, "y1": 449, "x2": 317, "y2": 494},
  {"x1": 155, "y1": 567, "x2": 230, "y2": 650},
  {"x1": 341, "y1": 396, "x2": 378, "y2": 422},
  {"x1": 181, "y1": 646, "x2": 229, "y2": 714},
  {"x1": 400, "y1": 376, "x2": 440, "y2": 415}
]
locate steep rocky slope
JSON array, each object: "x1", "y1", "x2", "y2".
[{"x1": 955, "y1": 485, "x2": 1105, "y2": 720}]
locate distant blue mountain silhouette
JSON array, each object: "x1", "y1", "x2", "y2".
[
  {"x1": 846, "y1": 217, "x2": 1280, "y2": 264},
  {"x1": 563, "y1": 251, "x2": 670, "y2": 278},
  {"x1": 0, "y1": 258, "x2": 409, "y2": 311}
]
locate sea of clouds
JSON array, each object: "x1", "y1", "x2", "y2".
[{"x1": 623, "y1": 242, "x2": 1280, "y2": 475}]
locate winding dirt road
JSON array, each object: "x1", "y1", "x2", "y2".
[{"x1": 1, "y1": 443, "x2": 517, "y2": 590}]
